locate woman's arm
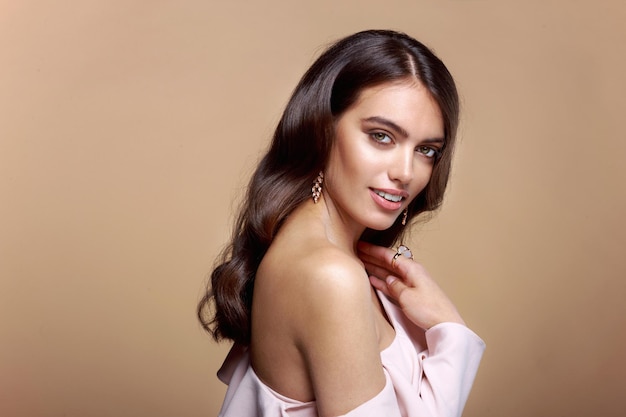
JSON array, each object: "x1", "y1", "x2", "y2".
[
  {"x1": 358, "y1": 241, "x2": 485, "y2": 417},
  {"x1": 292, "y1": 248, "x2": 395, "y2": 417}
]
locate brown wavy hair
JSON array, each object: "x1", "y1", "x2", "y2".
[{"x1": 198, "y1": 30, "x2": 460, "y2": 345}]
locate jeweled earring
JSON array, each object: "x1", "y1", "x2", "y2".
[
  {"x1": 312, "y1": 171, "x2": 324, "y2": 203},
  {"x1": 401, "y1": 208, "x2": 408, "y2": 225}
]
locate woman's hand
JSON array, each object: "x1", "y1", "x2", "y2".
[{"x1": 357, "y1": 241, "x2": 466, "y2": 330}]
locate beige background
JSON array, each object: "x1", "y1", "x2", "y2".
[{"x1": 1, "y1": 1, "x2": 625, "y2": 416}]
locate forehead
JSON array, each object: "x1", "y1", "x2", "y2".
[{"x1": 344, "y1": 80, "x2": 444, "y2": 138}]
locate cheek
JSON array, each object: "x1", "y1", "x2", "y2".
[
  {"x1": 334, "y1": 138, "x2": 371, "y2": 175},
  {"x1": 324, "y1": 146, "x2": 358, "y2": 194},
  {"x1": 412, "y1": 164, "x2": 434, "y2": 193}
]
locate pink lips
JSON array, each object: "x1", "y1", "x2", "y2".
[{"x1": 369, "y1": 188, "x2": 408, "y2": 211}]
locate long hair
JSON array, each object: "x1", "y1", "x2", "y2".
[{"x1": 198, "y1": 30, "x2": 460, "y2": 345}]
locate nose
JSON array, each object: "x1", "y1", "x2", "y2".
[{"x1": 389, "y1": 147, "x2": 414, "y2": 185}]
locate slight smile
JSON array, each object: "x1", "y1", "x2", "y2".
[{"x1": 372, "y1": 188, "x2": 408, "y2": 203}]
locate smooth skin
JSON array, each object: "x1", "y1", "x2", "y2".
[
  {"x1": 250, "y1": 79, "x2": 465, "y2": 417},
  {"x1": 358, "y1": 242, "x2": 465, "y2": 331}
]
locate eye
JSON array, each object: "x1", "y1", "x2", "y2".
[
  {"x1": 371, "y1": 132, "x2": 392, "y2": 144},
  {"x1": 416, "y1": 146, "x2": 438, "y2": 158}
]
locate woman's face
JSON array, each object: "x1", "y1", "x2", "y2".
[{"x1": 324, "y1": 80, "x2": 444, "y2": 234}]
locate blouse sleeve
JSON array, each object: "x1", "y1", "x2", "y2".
[
  {"x1": 216, "y1": 299, "x2": 485, "y2": 417},
  {"x1": 417, "y1": 323, "x2": 485, "y2": 417},
  {"x1": 390, "y1": 322, "x2": 485, "y2": 417},
  {"x1": 339, "y1": 322, "x2": 484, "y2": 417}
]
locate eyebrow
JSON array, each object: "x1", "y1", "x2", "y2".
[
  {"x1": 363, "y1": 116, "x2": 409, "y2": 138},
  {"x1": 362, "y1": 116, "x2": 445, "y2": 144}
]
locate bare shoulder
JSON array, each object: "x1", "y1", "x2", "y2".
[
  {"x1": 256, "y1": 241, "x2": 372, "y2": 327},
  {"x1": 297, "y1": 246, "x2": 371, "y2": 302},
  {"x1": 259, "y1": 244, "x2": 371, "y2": 332},
  {"x1": 277, "y1": 246, "x2": 372, "y2": 328},
  {"x1": 289, "y1": 247, "x2": 385, "y2": 415},
  {"x1": 255, "y1": 233, "x2": 386, "y2": 414}
]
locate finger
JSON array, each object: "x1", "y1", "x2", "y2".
[
  {"x1": 365, "y1": 258, "x2": 409, "y2": 286},
  {"x1": 357, "y1": 241, "x2": 395, "y2": 265},
  {"x1": 358, "y1": 250, "x2": 388, "y2": 270},
  {"x1": 358, "y1": 241, "x2": 416, "y2": 273},
  {"x1": 385, "y1": 274, "x2": 409, "y2": 299},
  {"x1": 358, "y1": 245, "x2": 400, "y2": 273},
  {"x1": 356, "y1": 240, "x2": 380, "y2": 254},
  {"x1": 368, "y1": 275, "x2": 391, "y2": 298},
  {"x1": 362, "y1": 260, "x2": 397, "y2": 282}
]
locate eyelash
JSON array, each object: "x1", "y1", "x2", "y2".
[
  {"x1": 371, "y1": 132, "x2": 392, "y2": 144},
  {"x1": 370, "y1": 132, "x2": 441, "y2": 159},
  {"x1": 417, "y1": 146, "x2": 438, "y2": 158}
]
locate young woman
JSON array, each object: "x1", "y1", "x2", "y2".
[{"x1": 198, "y1": 29, "x2": 485, "y2": 417}]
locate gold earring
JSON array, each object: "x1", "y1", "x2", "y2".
[
  {"x1": 401, "y1": 208, "x2": 408, "y2": 225},
  {"x1": 312, "y1": 171, "x2": 324, "y2": 203}
]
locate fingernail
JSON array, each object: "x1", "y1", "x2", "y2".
[{"x1": 386, "y1": 276, "x2": 397, "y2": 285}]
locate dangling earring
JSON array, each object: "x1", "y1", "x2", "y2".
[
  {"x1": 392, "y1": 208, "x2": 412, "y2": 269},
  {"x1": 312, "y1": 171, "x2": 324, "y2": 203}
]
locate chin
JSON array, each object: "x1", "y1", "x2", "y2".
[{"x1": 362, "y1": 218, "x2": 397, "y2": 232}]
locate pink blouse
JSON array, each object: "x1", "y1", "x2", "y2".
[{"x1": 217, "y1": 292, "x2": 485, "y2": 417}]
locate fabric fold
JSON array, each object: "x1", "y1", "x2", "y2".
[{"x1": 217, "y1": 291, "x2": 485, "y2": 417}]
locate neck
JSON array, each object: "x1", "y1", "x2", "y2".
[{"x1": 309, "y1": 194, "x2": 366, "y2": 255}]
